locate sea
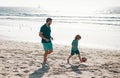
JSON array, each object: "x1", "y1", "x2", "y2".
[{"x1": 0, "y1": 7, "x2": 120, "y2": 50}]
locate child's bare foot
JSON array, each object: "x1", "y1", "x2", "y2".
[{"x1": 80, "y1": 59, "x2": 82, "y2": 63}]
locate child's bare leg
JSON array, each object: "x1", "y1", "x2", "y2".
[
  {"x1": 78, "y1": 54, "x2": 82, "y2": 63},
  {"x1": 67, "y1": 55, "x2": 72, "y2": 64}
]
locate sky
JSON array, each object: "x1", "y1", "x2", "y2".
[{"x1": 0, "y1": 0, "x2": 120, "y2": 15}]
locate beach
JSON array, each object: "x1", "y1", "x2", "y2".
[{"x1": 0, "y1": 39, "x2": 120, "y2": 78}]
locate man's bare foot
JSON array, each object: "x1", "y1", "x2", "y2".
[{"x1": 42, "y1": 61, "x2": 47, "y2": 65}]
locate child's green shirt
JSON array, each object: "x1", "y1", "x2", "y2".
[{"x1": 71, "y1": 39, "x2": 78, "y2": 51}]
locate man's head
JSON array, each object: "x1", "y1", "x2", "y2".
[{"x1": 46, "y1": 18, "x2": 52, "y2": 26}]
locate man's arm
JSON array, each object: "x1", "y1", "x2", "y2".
[
  {"x1": 39, "y1": 32, "x2": 49, "y2": 42},
  {"x1": 50, "y1": 36, "x2": 53, "y2": 40}
]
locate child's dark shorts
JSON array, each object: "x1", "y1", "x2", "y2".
[{"x1": 71, "y1": 50, "x2": 80, "y2": 55}]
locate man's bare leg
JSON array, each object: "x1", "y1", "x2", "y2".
[
  {"x1": 43, "y1": 51, "x2": 48, "y2": 63},
  {"x1": 43, "y1": 50, "x2": 53, "y2": 63},
  {"x1": 48, "y1": 50, "x2": 53, "y2": 54}
]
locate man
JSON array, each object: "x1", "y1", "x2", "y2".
[{"x1": 39, "y1": 18, "x2": 53, "y2": 64}]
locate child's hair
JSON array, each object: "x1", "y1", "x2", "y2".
[{"x1": 75, "y1": 34, "x2": 81, "y2": 40}]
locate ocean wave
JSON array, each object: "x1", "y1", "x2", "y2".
[
  {"x1": 0, "y1": 7, "x2": 120, "y2": 26},
  {"x1": 0, "y1": 7, "x2": 48, "y2": 17}
]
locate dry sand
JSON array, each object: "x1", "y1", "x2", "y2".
[{"x1": 0, "y1": 40, "x2": 120, "y2": 78}]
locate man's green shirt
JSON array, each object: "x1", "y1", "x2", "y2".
[{"x1": 40, "y1": 24, "x2": 51, "y2": 43}]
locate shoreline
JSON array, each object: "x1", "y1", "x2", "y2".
[
  {"x1": 1, "y1": 38, "x2": 120, "y2": 51},
  {"x1": 0, "y1": 39, "x2": 120, "y2": 78}
]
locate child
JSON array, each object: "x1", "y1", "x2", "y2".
[{"x1": 67, "y1": 34, "x2": 82, "y2": 64}]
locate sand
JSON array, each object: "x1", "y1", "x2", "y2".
[{"x1": 0, "y1": 39, "x2": 120, "y2": 78}]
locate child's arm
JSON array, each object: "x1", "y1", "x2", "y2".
[{"x1": 72, "y1": 40, "x2": 75, "y2": 47}]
